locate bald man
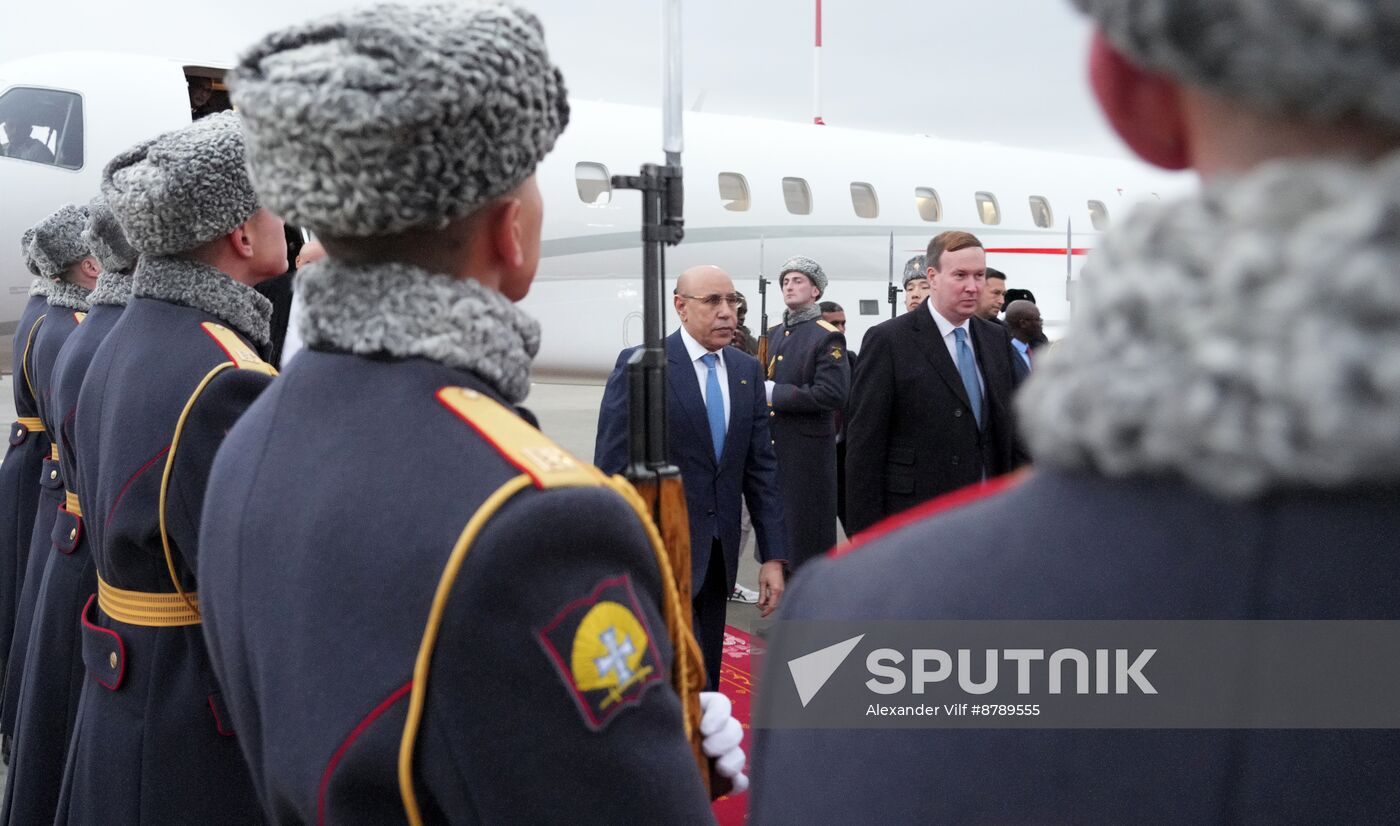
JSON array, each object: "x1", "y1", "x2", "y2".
[{"x1": 595, "y1": 265, "x2": 788, "y2": 687}]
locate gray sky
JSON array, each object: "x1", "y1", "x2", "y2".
[{"x1": 0, "y1": 0, "x2": 1127, "y2": 157}]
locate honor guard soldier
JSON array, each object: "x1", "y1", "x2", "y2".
[
  {"x1": 1, "y1": 204, "x2": 99, "y2": 746},
  {"x1": 1, "y1": 198, "x2": 138, "y2": 825},
  {"x1": 56, "y1": 111, "x2": 285, "y2": 824},
  {"x1": 0, "y1": 230, "x2": 51, "y2": 730},
  {"x1": 764, "y1": 256, "x2": 850, "y2": 567},
  {"x1": 753, "y1": 0, "x2": 1400, "y2": 823},
  {"x1": 198, "y1": 3, "x2": 736, "y2": 823}
]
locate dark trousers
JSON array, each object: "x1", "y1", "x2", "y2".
[{"x1": 692, "y1": 538, "x2": 728, "y2": 691}]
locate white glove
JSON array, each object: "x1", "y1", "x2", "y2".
[
  {"x1": 699, "y1": 690, "x2": 749, "y2": 793},
  {"x1": 764, "y1": 380, "x2": 775, "y2": 404}
]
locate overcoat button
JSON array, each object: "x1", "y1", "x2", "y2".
[
  {"x1": 109, "y1": 652, "x2": 118, "y2": 669},
  {"x1": 68, "y1": 528, "x2": 77, "y2": 541},
  {"x1": 49, "y1": 470, "x2": 57, "y2": 480}
]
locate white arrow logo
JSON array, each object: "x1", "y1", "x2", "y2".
[{"x1": 788, "y1": 634, "x2": 865, "y2": 707}]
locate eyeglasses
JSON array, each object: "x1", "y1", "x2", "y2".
[{"x1": 678, "y1": 293, "x2": 743, "y2": 308}]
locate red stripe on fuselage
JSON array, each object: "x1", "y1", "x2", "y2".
[{"x1": 984, "y1": 247, "x2": 1092, "y2": 256}]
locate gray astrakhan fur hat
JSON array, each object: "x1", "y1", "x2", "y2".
[
  {"x1": 82, "y1": 197, "x2": 138, "y2": 275},
  {"x1": 779, "y1": 255, "x2": 828, "y2": 295},
  {"x1": 19, "y1": 228, "x2": 40, "y2": 278},
  {"x1": 101, "y1": 111, "x2": 259, "y2": 257},
  {"x1": 1074, "y1": 0, "x2": 1400, "y2": 131},
  {"x1": 230, "y1": 1, "x2": 570, "y2": 239},
  {"x1": 902, "y1": 254, "x2": 927, "y2": 287},
  {"x1": 28, "y1": 204, "x2": 92, "y2": 278}
]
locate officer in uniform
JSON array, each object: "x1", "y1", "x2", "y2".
[
  {"x1": 57, "y1": 111, "x2": 285, "y2": 824},
  {"x1": 764, "y1": 256, "x2": 849, "y2": 567},
  {"x1": 0, "y1": 230, "x2": 50, "y2": 731},
  {"x1": 1, "y1": 204, "x2": 98, "y2": 746},
  {"x1": 1, "y1": 198, "x2": 137, "y2": 825},
  {"x1": 199, "y1": 4, "x2": 744, "y2": 823},
  {"x1": 752, "y1": 0, "x2": 1400, "y2": 822}
]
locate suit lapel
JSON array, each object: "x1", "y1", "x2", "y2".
[
  {"x1": 719, "y1": 350, "x2": 747, "y2": 470},
  {"x1": 912, "y1": 308, "x2": 973, "y2": 411},
  {"x1": 666, "y1": 332, "x2": 717, "y2": 468}
]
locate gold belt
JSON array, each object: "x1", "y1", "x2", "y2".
[
  {"x1": 65, "y1": 490, "x2": 81, "y2": 517},
  {"x1": 16, "y1": 417, "x2": 43, "y2": 433},
  {"x1": 97, "y1": 576, "x2": 201, "y2": 627}
]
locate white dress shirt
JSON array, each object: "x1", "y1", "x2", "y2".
[
  {"x1": 679, "y1": 325, "x2": 731, "y2": 427},
  {"x1": 929, "y1": 301, "x2": 985, "y2": 395}
]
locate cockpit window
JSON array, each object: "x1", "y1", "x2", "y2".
[{"x1": 0, "y1": 87, "x2": 83, "y2": 169}]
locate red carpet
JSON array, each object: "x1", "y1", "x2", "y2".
[{"x1": 712, "y1": 625, "x2": 756, "y2": 825}]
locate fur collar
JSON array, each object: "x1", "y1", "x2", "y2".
[
  {"x1": 1019, "y1": 150, "x2": 1400, "y2": 499},
  {"x1": 132, "y1": 256, "x2": 272, "y2": 346},
  {"x1": 783, "y1": 304, "x2": 823, "y2": 327},
  {"x1": 27, "y1": 278, "x2": 50, "y2": 298},
  {"x1": 297, "y1": 260, "x2": 541, "y2": 403},
  {"x1": 46, "y1": 279, "x2": 91, "y2": 312},
  {"x1": 88, "y1": 271, "x2": 135, "y2": 308}
]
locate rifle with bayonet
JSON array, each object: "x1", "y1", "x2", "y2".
[
  {"x1": 608, "y1": 0, "x2": 713, "y2": 794},
  {"x1": 756, "y1": 237, "x2": 771, "y2": 366}
]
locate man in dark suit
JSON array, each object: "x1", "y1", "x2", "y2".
[
  {"x1": 844, "y1": 230, "x2": 1026, "y2": 535},
  {"x1": 1005, "y1": 298, "x2": 1041, "y2": 383},
  {"x1": 597, "y1": 265, "x2": 788, "y2": 689}
]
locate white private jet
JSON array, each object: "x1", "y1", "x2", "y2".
[{"x1": 0, "y1": 51, "x2": 1190, "y2": 380}]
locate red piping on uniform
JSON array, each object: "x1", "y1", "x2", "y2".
[
  {"x1": 105, "y1": 444, "x2": 171, "y2": 528},
  {"x1": 435, "y1": 388, "x2": 546, "y2": 488},
  {"x1": 829, "y1": 473, "x2": 1023, "y2": 561},
  {"x1": 317, "y1": 680, "x2": 413, "y2": 826},
  {"x1": 207, "y1": 696, "x2": 235, "y2": 737},
  {"x1": 984, "y1": 247, "x2": 1092, "y2": 256}
]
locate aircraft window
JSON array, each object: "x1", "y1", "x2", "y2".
[
  {"x1": 1029, "y1": 195, "x2": 1054, "y2": 228},
  {"x1": 575, "y1": 162, "x2": 612, "y2": 205},
  {"x1": 859, "y1": 300, "x2": 880, "y2": 315},
  {"x1": 975, "y1": 191, "x2": 1001, "y2": 225},
  {"x1": 850, "y1": 182, "x2": 879, "y2": 219},
  {"x1": 782, "y1": 177, "x2": 812, "y2": 215},
  {"x1": 915, "y1": 187, "x2": 942, "y2": 222},
  {"x1": 0, "y1": 87, "x2": 83, "y2": 169},
  {"x1": 1088, "y1": 200, "x2": 1111, "y2": 230},
  {"x1": 719, "y1": 172, "x2": 750, "y2": 212}
]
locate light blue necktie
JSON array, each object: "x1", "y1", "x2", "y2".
[
  {"x1": 701, "y1": 353, "x2": 726, "y2": 460},
  {"x1": 954, "y1": 327, "x2": 983, "y2": 429}
]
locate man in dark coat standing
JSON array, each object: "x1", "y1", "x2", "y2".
[
  {"x1": 597, "y1": 264, "x2": 788, "y2": 689},
  {"x1": 764, "y1": 256, "x2": 849, "y2": 567},
  {"x1": 844, "y1": 230, "x2": 1025, "y2": 535},
  {"x1": 57, "y1": 111, "x2": 283, "y2": 825},
  {"x1": 751, "y1": 0, "x2": 1400, "y2": 823},
  {"x1": 196, "y1": 5, "x2": 747, "y2": 822}
]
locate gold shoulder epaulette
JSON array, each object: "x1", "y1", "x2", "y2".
[
  {"x1": 200, "y1": 322, "x2": 277, "y2": 376},
  {"x1": 817, "y1": 320, "x2": 840, "y2": 333},
  {"x1": 436, "y1": 386, "x2": 602, "y2": 490}
]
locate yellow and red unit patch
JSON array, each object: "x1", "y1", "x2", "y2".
[{"x1": 538, "y1": 574, "x2": 664, "y2": 730}]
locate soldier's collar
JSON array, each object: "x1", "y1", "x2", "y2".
[
  {"x1": 88, "y1": 271, "x2": 135, "y2": 308},
  {"x1": 1019, "y1": 148, "x2": 1400, "y2": 499},
  {"x1": 784, "y1": 304, "x2": 823, "y2": 327},
  {"x1": 27, "y1": 277, "x2": 50, "y2": 298},
  {"x1": 46, "y1": 278, "x2": 91, "y2": 312},
  {"x1": 133, "y1": 256, "x2": 272, "y2": 346},
  {"x1": 296, "y1": 259, "x2": 541, "y2": 403}
]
